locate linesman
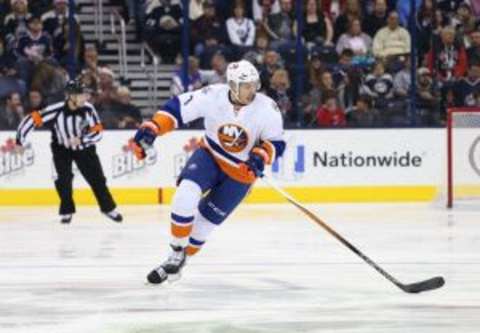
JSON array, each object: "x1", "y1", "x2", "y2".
[{"x1": 15, "y1": 79, "x2": 123, "y2": 224}]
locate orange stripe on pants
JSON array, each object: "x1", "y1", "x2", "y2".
[{"x1": 171, "y1": 223, "x2": 193, "y2": 238}]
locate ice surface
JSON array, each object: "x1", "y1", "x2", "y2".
[{"x1": 0, "y1": 203, "x2": 478, "y2": 333}]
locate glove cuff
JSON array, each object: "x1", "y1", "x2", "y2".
[
  {"x1": 251, "y1": 147, "x2": 269, "y2": 164},
  {"x1": 141, "y1": 120, "x2": 160, "y2": 135}
]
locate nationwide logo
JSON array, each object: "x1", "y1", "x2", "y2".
[
  {"x1": 0, "y1": 138, "x2": 34, "y2": 177},
  {"x1": 313, "y1": 151, "x2": 423, "y2": 168},
  {"x1": 112, "y1": 138, "x2": 157, "y2": 178}
]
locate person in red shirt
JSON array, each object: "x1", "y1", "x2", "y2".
[
  {"x1": 316, "y1": 90, "x2": 346, "y2": 127},
  {"x1": 426, "y1": 26, "x2": 468, "y2": 81}
]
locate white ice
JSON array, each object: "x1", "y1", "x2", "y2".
[{"x1": 0, "y1": 203, "x2": 479, "y2": 333}]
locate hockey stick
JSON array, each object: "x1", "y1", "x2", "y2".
[{"x1": 260, "y1": 175, "x2": 445, "y2": 294}]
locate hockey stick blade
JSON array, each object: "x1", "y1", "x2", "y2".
[{"x1": 400, "y1": 276, "x2": 445, "y2": 293}]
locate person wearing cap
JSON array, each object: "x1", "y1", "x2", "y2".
[
  {"x1": 415, "y1": 67, "x2": 439, "y2": 125},
  {"x1": 3, "y1": 0, "x2": 31, "y2": 49},
  {"x1": 14, "y1": 78, "x2": 123, "y2": 224}
]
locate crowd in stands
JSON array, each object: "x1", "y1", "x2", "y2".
[
  {"x1": 3, "y1": 0, "x2": 480, "y2": 130},
  {"x1": 0, "y1": 0, "x2": 142, "y2": 130},
  {"x1": 142, "y1": 0, "x2": 480, "y2": 128}
]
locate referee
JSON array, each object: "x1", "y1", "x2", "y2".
[{"x1": 15, "y1": 79, "x2": 123, "y2": 224}]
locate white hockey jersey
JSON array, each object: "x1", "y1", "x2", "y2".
[{"x1": 153, "y1": 84, "x2": 285, "y2": 183}]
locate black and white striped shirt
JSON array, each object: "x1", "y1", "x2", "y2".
[{"x1": 16, "y1": 101, "x2": 103, "y2": 151}]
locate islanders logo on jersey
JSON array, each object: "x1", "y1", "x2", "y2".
[{"x1": 217, "y1": 124, "x2": 249, "y2": 153}]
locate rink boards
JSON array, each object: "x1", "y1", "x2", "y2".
[{"x1": 0, "y1": 128, "x2": 472, "y2": 205}]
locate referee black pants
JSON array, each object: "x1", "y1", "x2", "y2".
[{"x1": 51, "y1": 143, "x2": 116, "y2": 215}]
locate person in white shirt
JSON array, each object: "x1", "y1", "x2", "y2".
[{"x1": 226, "y1": 2, "x2": 256, "y2": 53}]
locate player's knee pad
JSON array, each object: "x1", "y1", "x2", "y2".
[{"x1": 171, "y1": 179, "x2": 202, "y2": 218}]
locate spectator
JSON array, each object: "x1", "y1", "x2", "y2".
[
  {"x1": 170, "y1": 56, "x2": 203, "y2": 96},
  {"x1": 95, "y1": 66, "x2": 120, "y2": 109},
  {"x1": 361, "y1": 60, "x2": 394, "y2": 108},
  {"x1": 414, "y1": 67, "x2": 441, "y2": 125},
  {"x1": 302, "y1": 52, "x2": 327, "y2": 125},
  {"x1": 316, "y1": 91, "x2": 346, "y2": 128},
  {"x1": 259, "y1": 49, "x2": 283, "y2": 90},
  {"x1": 426, "y1": 26, "x2": 467, "y2": 82},
  {"x1": 467, "y1": 30, "x2": 480, "y2": 66},
  {"x1": 319, "y1": 70, "x2": 336, "y2": 93},
  {"x1": 79, "y1": 46, "x2": 101, "y2": 97},
  {"x1": 266, "y1": 68, "x2": 293, "y2": 121},
  {"x1": 416, "y1": 0, "x2": 447, "y2": 59},
  {"x1": 16, "y1": 15, "x2": 54, "y2": 86},
  {"x1": 243, "y1": 32, "x2": 270, "y2": 66},
  {"x1": 334, "y1": 0, "x2": 362, "y2": 42},
  {"x1": 265, "y1": 0, "x2": 295, "y2": 50},
  {"x1": 226, "y1": 2, "x2": 256, "y2": 57},
  {"x1": 455, "y1": 64, "x2": 480, "y2": 107},
  {"x1": 41, "y1": 0, "x2": 78, "y2": 38},
  {"x1": 330, "y1": 49, "x2": 362, "y2": 109},
  {"x1": 346, "y1": 94, "x2": 382, "y2": 127},
  {"x1": 144, "y1": 0, "x2": 183, "y2": 63},
  {"x1": 0, "y1": 92, "x2": 23, "y2": 129},
  {"x1": 253, "y1": 0, "x2": 280, "y2": 22},
  {"x1": 452, "y1": 2, "x2": 477, "y2": 47},
  {"x1": 336, "y1": 18, "x2": 373, "y2": 58},
  {"x1": 301, "y1": 0, "x2": 334, "y2": 49},
  {"x1": 200, "y1": 52, "x2": 227, "y2": 85},
  {"x1": 393, "y1": 56, "x2": 411, "y2": 98},
  {"x1": 3, "y1": 0, "x2": 31, "y2": 50},
  {"x1": 103, "y1": 86, "x2": 143, "y2": 129},
  {"x1": 363, "y1": 0, "x2": 388, "y2": 37},
  {"x1": 52, "y1": 20, "x2": 85, "y2": 67},
  {"x1": 372, "y1": 11, "x2": 411, "y2": 59},
  {"x1": 191, "y1": 1, "x2": 227, "y2": 62},
  {"x1": 307, "y1": 50, "x2": 325, "y2": 88},
  {"x1": 26, "y1": 89, "x2": 45, "y2": 113},
  {"x1": 30, "y1": 63, "x2": 66, "y2": 105}
]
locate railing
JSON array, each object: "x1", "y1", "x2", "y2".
[
  {"x1": 93, "y1": 0, "x2": 104, "y2": 46},
  {"x1": 110, "y1": 9, "x2": 128, "y2": 82},
  {"x1": 141, "y1": 42, "x2": 159, "y2": 111}
]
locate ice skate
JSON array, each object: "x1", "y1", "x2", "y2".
[{"x1": 147, "y1": 244, "x2": 186, "y2": 284}]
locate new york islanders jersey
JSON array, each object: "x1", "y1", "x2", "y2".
[{"x1": 151, "y1": 84, "x2": 286, "y2": 183}]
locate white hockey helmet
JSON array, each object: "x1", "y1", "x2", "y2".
[{"x1": 226, "y1": 60, "x2": 261, "y2": 100}]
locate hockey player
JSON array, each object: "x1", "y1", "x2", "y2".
[{"x1": 133, "y1": 60, "x2": 286, "y2": 284}]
